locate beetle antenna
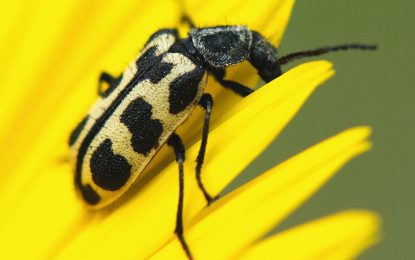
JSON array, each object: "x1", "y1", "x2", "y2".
[{"x1": 278, "y1": 43, "x2": 378, "y2": 65}]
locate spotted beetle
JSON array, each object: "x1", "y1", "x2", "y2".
[{"x1": 69, "y1": 16, "x2": 376, "y2": 259}]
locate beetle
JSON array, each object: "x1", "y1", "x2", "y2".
[{"x1": 69, "y1": 16, "x2": 376, "y2": 259}]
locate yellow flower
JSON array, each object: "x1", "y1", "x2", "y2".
[{"x1": 0, "y1": 0, "x2": 379, "y2": 259}]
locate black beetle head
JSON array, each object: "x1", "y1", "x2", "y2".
[{"x1": 189, "y1": 26, "x2": 253, "y2": 68}]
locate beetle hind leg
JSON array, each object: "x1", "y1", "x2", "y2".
[{"x1": 167, "y1": 133, "x2": 193, "y2": 259}]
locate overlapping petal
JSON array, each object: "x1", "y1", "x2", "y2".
[
  {"x1": 152, "y1": 127, "x2": 372, "y2": 259},
  {"x1": 239, "y1": 210, "x2": 379, "y2": 259}
]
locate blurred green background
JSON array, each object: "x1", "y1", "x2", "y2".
[{"x1": 226, "y1": 1, "x2": 414, "y2": 259}]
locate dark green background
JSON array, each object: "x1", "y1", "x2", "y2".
[{"x1": 226, "y1": 1, "x2": 414, "y2": 259}]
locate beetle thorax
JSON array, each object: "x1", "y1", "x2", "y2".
[{"x1": 189, "y1": 26, "x2": 253, "y2": 68}]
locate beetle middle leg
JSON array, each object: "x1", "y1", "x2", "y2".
[
  {"x1": 167, "y1": 133, "x2": 193, "y2": 260},
  {"x1": 195, "y1": 93, "x2": 219, "y2": 205},
  {"x1": 210, "y1": 68, "x2": 254, "y2": 97}
]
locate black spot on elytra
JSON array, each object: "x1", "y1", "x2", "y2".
[
  {"x1": 136, "y1": 46, "x2": 173, "y2": 84},
  {"x1": 136, "y1": 46, "x2": 158, "y2": 74},
  {"x1": 120, "y1": 98, "x2": 163, "y2": 155},
  {"x1": 143, "y1": 61, "x2": 173, "y2": 84},
  {"x1": 69, "y1": 116, "x2": 88, "y2": 146},
  {"x1": 90, "y1": 139, "x2": 132, "y2": 191},
  {"x1": 80, "y1": 184, "x2": 101, "y2": 205},
  {"x1": 169, "y1": 65, "x2": 204, "y2": 114}
]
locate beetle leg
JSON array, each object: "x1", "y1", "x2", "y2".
[
  {"x1": 98, "y1": 72, "x2": 121, "y2": 97},
  {"x1": 211, "y1": 68, "x2": 254, "y2": 97},
  {"x1": 195, "y1": 93, "x2": 219, "y2": 205},
  {"x1": 167, "y1": 133, "x2": 193, "y2": 260},
  {"x1": 181, "y1": 14, "x2": 196, "y2": 29}
]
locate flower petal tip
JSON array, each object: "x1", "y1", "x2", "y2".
[{"x1": 238, "y1": 209, "x2": 381, "y2": 260}]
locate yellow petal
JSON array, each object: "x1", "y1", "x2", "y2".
[
  {"x1": 0, "y1": 164, "x2": 88, "y2": 258},
  {"x1": 239, "y1": 210, "x2": 380, "y2": 259},
  {"x1": 152, "y1": 127, "x2": 372, "y2": 259},
  {"x1": 0, "y1": 0, "x2": 78, "y2": 135}
]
